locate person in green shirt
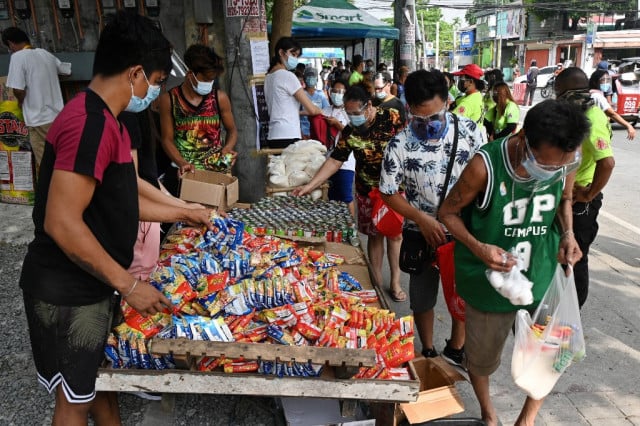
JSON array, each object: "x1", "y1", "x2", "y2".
[
  {"x1": 484, "y1": 82, "x2": 520, "y2": 141},
  {"x1": 439, "y1": 99, "x2": 587, "y2": 426},
  {"x1": 348, "y1": 54, "x2": 364, "y2": 86},
  {"x1": 554, "y1": 67, "x2": 615, "y2": 308},
  {"x1": 452, "y1": 64, "x2": 486, "y2": 124},
  {"x1": 483, "y1": 68, "x2": 504, "y2": 117}
]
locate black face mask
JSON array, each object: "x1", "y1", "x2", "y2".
[{"x1": 457, "y1": 79, "x2": 467, "y2": 92}]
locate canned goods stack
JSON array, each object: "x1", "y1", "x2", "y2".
[{"x1": 228, "y1": 196, "x2": 360, "y2": 246}]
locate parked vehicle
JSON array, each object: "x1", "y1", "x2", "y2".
[
  {"x1": 611, "y1": 59, "x2": 640, "y2": 126},
  {"x1": 540, "y1": 75, "x2": 555, "y2": 99},
  {"x1": 513, "y1": 65, "x2": 556, "y2": 87}
]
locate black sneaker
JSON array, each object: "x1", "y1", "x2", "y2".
[
  {"x1": 441, "y1": 339, "x2": 465, "y2": 369},
  {"x1": 421, "y1": 347, "x2": 438, "y2": 358}
]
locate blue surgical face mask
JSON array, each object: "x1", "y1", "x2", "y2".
[
  {"x1": 191, "y1": 72, "x2": 214, "y2": 96},
  {"x1": 125, "y1": 70, "x2": 161, "y2": 113},
  {"x1": 330, "y1": 92, "x2": 344, "y2": 107},
  {"x1": 600, "y1": 83, "x2": 611, "y2": 93},
  {"x1": 286, "y1": 53, "x2": 298, "y2": 71},
  {"x1": 305, "y1": 77, "x2": 317, "y2": 87},
  {"x1": 409, "y1": 109, "x2": 448, "y2": 141},
  {"x1": 348, "y1": 114, "x2": 367, "y2": 128}
]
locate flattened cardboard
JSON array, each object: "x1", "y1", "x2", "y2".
[
  {"x1": 399, "y1": 357, "x2": 466, "y2": 424},
  {"x1": 324, "y1": 242, "x2": 367, "y2": 265},
  {"x1": 179, "y1": 170, "x2": 239, "y2": 210}
]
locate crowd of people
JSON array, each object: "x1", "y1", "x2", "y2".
[{"x1": 4, "y1": 22, "x2": 625, "y2": 424}]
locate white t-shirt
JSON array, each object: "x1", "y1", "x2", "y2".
[
  {"x1": 323, "y1": 105, "x2": 355, "y2": 171},
  {"x1": 589, "y1": 90, "x2": 611, "y2": 112},
  {"x1": 6, "y1": 48, "x2": 68, "y2": 127},
  {"x1": 265, "y1": 69, "x2": 302, "y2": 140}
]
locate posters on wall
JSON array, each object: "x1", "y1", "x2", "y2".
[
  {"x1": 251, "y1": 80, "x2": 269, "y2": 151},
  {"x1": 0, "y1": 76, "x2": 35, "y2": 205}
]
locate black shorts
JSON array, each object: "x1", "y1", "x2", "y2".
[
  {"x1": 408, "y1": 265, "x2": 440, "y2": 314},
  {"x1": 23, "y1": 292, "x2": 116, "y2": 404}
]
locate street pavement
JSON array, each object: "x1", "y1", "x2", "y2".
[{"x1": 1, "y1": 102, "x2": 639, "y2": 425}]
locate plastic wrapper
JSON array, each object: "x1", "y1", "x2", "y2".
[
  {"x1": 486, "y1": 249, "x2": 534, "y2": 306},
  {"x1": 106, "y1": 211, "x2": 417, "y2": 377},
  {"x1": 512, "y1": 265, "x2": 586, "y2": 400}
]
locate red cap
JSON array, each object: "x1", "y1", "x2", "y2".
[{"x1": 452, "y1": 64, "x2": 484, "y2": 80}]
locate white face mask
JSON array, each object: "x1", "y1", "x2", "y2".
[
  {"x1": 125, "y1": 69, "x2": 161, "y2": 113},
  {"x1": 190, "y1": 72, "x2": 214, "y2": 96},
  {"x1": 330, "y1": 92, "x2": 344, "y2": 106}
]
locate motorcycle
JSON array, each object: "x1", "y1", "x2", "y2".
[{"x1": 540, "y1": 75, "x2": 555, "y2": 99}]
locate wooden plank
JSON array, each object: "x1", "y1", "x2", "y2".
[
  {"x1": 149, "y1": 339, "x2": 377, "y2": 367},
  {"x1": 95, "y1": 369, "x2": 420, "y2": 402}
]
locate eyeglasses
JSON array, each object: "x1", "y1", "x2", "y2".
[
  {"x1": 524, "y1": 138, "x2": 581, "y2": 173},
  {"x1": 374, "y1": 83, "x2": 388, "y2": 91},
  {"x1": 409, "y1": 108, "x2": 446, "y2": 122},
  {"x1": 346, "y1": 103, "x2": 368, "y2": 115}
]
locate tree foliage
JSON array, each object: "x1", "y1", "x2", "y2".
[
  {"x1": 524, "y1": 0, "x2": 632, "y2": 30},
  {"x1": 265, "y1": 0, "x2": 307, "y2": 22}
]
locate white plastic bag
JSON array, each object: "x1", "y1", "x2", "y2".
[
  {"x1": 486, "y1": 249, "x2": 534, "y2": 306},
  {"x1": 511, "y1": 264, "x2": 586, "y2": 400}
]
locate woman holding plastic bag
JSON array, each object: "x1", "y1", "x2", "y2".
[{"x1": 438, "y1": 99, "x2": 587, "y2": 426}]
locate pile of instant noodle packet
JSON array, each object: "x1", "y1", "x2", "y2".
[{"x1": 104, "y1": 211, "x2": 415, "y2": 380}]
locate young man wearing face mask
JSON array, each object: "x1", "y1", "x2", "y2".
[
  {"x1": 555, "y1": 67, "x2": 615, "y2": 308},
  {"x1": 295, "y1": 83, "x2": 405, "y2": 303},
  {"x1": 438, "y1": 100, "x2": 586, "y2": 426},
  {"x1": 373, "y1": 71, "x2": 407, "y2": 126},
  {"x1": 379, "y1": 69, "x2": 485, "y2": 365},
  {"x1": 588, "y1": 69, "x2": 635, "y2": 140},
  {"x1": 18, "y1": 12, "x2": 216, "y2": 424},
  {"x1": 159, "y1": 44, "x2": 238, "y2": 196},
  {"x1": 322, "y1": 79, "x2": 356, "y2": 216},
  {"x1": 300, "y1": 67, "x2": 329, "y2": 139}
]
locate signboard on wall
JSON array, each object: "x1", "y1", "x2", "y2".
[
  {"x1": 586, "y1": 22, "x2": 596, "y2": 48},
  {"x1": 459, "y1": 31, "x2": 474, "y2": 49},
  {"x1": 364, "y1": 38, "x2": 376, "y2": 62},
  {"x1": 496, "y1": 10, "x2": 520, "y2": 39},
  {"x1": 226, "y1": 0, "x2": 260, "y2": 17},
  {"x1": 252, "y1": 80, "x2": 269, "y2": 150}
]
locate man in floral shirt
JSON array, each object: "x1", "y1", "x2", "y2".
[{"x1": 380, "y1": 69, "x2": 485, "y2": 365}]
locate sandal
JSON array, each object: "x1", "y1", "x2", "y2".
[{"x1": 390, "y1": 289, "x2": 407, "y2": 302}]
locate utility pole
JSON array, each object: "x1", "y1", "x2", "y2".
[
  {"x1": 396, "y1": 0, "x2": 416, "y2": 71},
  {"x1": 420, "y1": 13, "x2": 427, "y2": 69},
  {"x1": 452, "y1": 27, "x2": 457, "y2": 71},
  {"x1": 435, "y1": 20, "x2": 440, "y2": 69}
]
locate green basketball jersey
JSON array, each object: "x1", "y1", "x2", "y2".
[{"x1": 455, "y1": 137, "x2": 562, "y2": 312}]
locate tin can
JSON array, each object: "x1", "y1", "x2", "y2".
[{"x1": 326, "y1": 229, "x2": 333, "y2": 242}]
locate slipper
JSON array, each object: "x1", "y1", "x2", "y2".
[{"x1": 390, "y1": 289, "x2": 407, "y2": 302}]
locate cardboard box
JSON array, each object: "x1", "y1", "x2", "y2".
[
  {"x1": 372, "y1": 357, "x2": 466, "y2": 425},
  {"x1": 179, "y1": 170, "x2": 239, "y2": 210}
]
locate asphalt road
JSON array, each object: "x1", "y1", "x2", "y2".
[{"x1": 1, "y1": 119, "x2": 638, "y2": 425}]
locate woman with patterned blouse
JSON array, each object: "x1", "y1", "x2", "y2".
[{"x1": 295, "y1": 84, "x2": 406, "y2": 302}]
